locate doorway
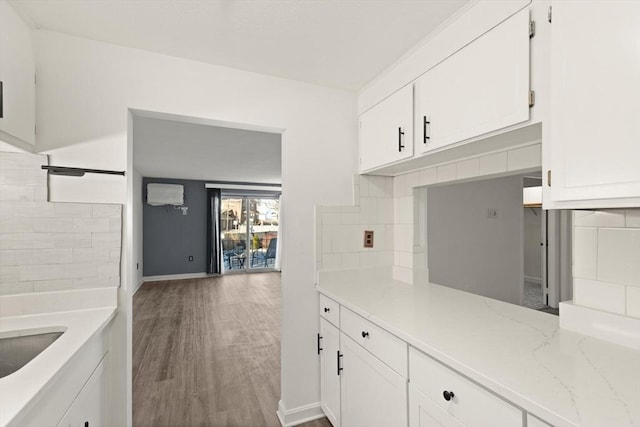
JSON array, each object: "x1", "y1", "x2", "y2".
[{"x1": 221, "y1": 195, "x2": 280, "y2": 272}]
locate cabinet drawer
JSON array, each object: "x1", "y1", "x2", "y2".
[
  {"x1": 341, "y1": 307, "x2": 407, "y2": 377},
  {"x1": 409, "y1": 347, "x2": 522, "y2": 427},
  {"x1": 319, "y1": 294, "x2": 340, "y2": 326}
]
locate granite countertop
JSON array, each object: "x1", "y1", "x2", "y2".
[
  {"x1": 317, "y1": 268, "x2": 640, "y2": 427},
  {"x1": 0, "y1": 289, "x2": 117, "y2": 426}
]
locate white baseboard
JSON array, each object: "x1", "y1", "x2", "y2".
[
  {"x1": 133, "y1": 277, "x2": 145, "y2": 295},
  {"x1": 559, "y1": 301, "x2": 640, "y2": 351},
  {"x1": 524, "y1": 276, "x2": 542, "y2": 284},
  {"x1": 277, "y1": 400, "x2": 324, "y2": 427},
  {"x1": 142, "y1": 272, "x2": 208, "y2": 283}
]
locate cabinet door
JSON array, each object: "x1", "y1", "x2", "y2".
[
  {"x1": 409, "y1": 386, "x2": 465, "y2": 427},
  {"x1": 320, "y1": 318, "x2": 341, "y2": 427},
  {"x1": 340, "y1": 334, "x2": 407, "y2": 427},
  {"x1": 548, "y1": 1, "x2": 640, "y2": 205},
  {"x1": 359, "y1": 84, "x2": 413, "y2": 172},
  {"x1": 415, "y1": 9, "x2": 530, "y2": 155},
  {"x1": 57, "y1": 357, "x2": 108, "y2": 427}
]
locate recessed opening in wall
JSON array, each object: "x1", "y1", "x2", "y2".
[{"x1": 416, "y1": 170, "x2": 573, "y2": 314}]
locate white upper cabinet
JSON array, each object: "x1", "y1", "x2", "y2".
[
  {"x1": 546, "y1": 1, "x2": 640, "y2": 206},
  {"x1": 0, "y1": 1, "x2": 36, "y2": 147},
  {"x1": 359, "y1": 84, "x2": 413, "y2": 172},
  {"x1": 415, "y1": 9, "x2": 531, "y2": 155}
]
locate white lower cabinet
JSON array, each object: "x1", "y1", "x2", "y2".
[
  {"x1": 320, "y1": 318, "x2": 341, "y2": 427},
  {"x1": 57, "y1": 355, "x2": 108, "y2": 427},
  {"x1": 319, "y1": 294, "x2": 533, "y2": 427},
  {"x1": 410, "y1": 387, "x2": 464, "y2": 427},
  {"x1": 340, "y1": 334, "x2": 407, "y2": 427},
  {"x1": 409, "y1": 347, "x2": 522, "y2": 427}
]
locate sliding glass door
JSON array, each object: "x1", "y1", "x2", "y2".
[{"x1": 220, "y1": 196, "x2": 279, "y2": 272}]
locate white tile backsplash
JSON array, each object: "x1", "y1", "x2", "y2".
[
  {"x1": 597, "y1": 228, "x2": 640, "y2": 286},
  {"x1": 478, "y1": 152, "x2": 508, "y2": 176},
  {"x1": 573, "y1": 277, "x2": 626, "y2": 315},
  {"x1": 573, "y1": 227, "x2": 597, "y2": 279},
  {"x1": 507, "y1": 144, "x2": 540, "y2": 171},
  {"x1": 626, "y1": 286, "x2": 640, "y2": 318},
  {"x1": 573, "y1": 210, "x2": 626, "y2": 228},
  {"x1": 456, "y1": 158, "x2": 480, "y2": 180},
  {"x1": 627, "y1": 210, "x2": 640, "y2": 228},
  {"x1": 436, "y1": 164, "x2": 457, "y2": 183},
  {"x1": 571, "y1": 208, "x2": 640, "y2": 326},
  {"x1": 0, "y1": 151, "x2": 122, "y2": 295}
]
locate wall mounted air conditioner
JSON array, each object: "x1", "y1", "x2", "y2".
[{"x1": 147, "y1": 183, "x2": 184, "y2": 206}]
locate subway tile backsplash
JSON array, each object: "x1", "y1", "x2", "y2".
[
  {"x1": 573, "y1": 209, "x2": 640, "y2": 319},
  {"x1": 0, "y1": 151, "x2": 122, "y2": 295}
]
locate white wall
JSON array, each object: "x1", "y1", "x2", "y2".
[
  {"x1": 32, "y1": 29, "x2": 358, "y2": 424},
  {"x1": 524, "y1": 207, "x2": 542, "y2": 282},
  {"x1": 427, "y1": 176, "x2": 524, "y2": 305}
]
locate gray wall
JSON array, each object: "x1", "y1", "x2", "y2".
[
  {"x1": 143, "y1": 177, "x2": 207, "y2": 276},
  {"x1": 427, "y1": 175, "x2": 523, "y2": 305},
  {"x1": 524, "y1": 207, "x2": 542, "y2": 281}
]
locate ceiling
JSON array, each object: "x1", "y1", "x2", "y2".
[
  {"x1": 133, "y1": 114, "x2": 281, "y2": 183},
  {"x1": 11, "y1": 0, "x2": 470, "y2": 90}
]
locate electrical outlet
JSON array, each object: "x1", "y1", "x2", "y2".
[
  {"x1": 363, "y1": 230, "x2": 374, "y2": 248},
  {"x1": 487, "y1": 208, "x2": 498, "y2": 219},
  {"x1": 188, "y1": 255, "x2": 194, "y2": 262}
]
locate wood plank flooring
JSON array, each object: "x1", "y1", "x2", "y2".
[{"x1": 133, "y1": 273, "x2": 332, "y2": 427}]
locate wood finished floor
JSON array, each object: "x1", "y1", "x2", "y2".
[{"x1": 133, "y1": 273, "x2": 332, "y2": 427}]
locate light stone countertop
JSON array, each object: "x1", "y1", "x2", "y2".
[
  {"x1": 0, "y1": 289, "x2": 117, "y2": 426},
  {"x1": 317, "y1": 268, "x2": 640, "y2": 427}
]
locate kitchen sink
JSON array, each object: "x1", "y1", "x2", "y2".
[{"x1": 0, "y1": 331, "x2": 64, "y2": 378}]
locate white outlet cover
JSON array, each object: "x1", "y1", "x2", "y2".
[{"x1": 487, "y1": 208, "x2": 498, "y2": 218}]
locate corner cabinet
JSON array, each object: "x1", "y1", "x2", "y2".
[
  {"x1": 546, "y1": 1, "x2": 640, "y2": 207},
  {"x1": 414, "y1": 9, "x2": 531, "y2": 155},
  {"x1": 359, "y1": 84, "x2": 414, "y2": 172}
]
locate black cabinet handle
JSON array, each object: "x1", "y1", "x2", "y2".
[
  {"x1": 361, "y1": 331, "x2": 369, "y2": 338},
  {"x1": 398, "y1": 127, "x2": 405, "y2": 152},
  {"x1": 0, "y1": 81, "x2": 3, "y2": 118},
  {"x1": 324, "y1": 307, "x2": 330, "y2": 313},
  {"x1": 85, "y1": 422, "x2": 89, "y2": 427},
  {"x1": 423, "y1": 116, "x2": 430, "y2": 144},
  {"x1": 443, "y1": 390, "x2": 455, "y2": 401},
  {"x1": 317, "y1": 333, "x2": 323, "y2": 354},
  {"x1": 337, "y1": 351, "x2": 343, "y2": 375}
]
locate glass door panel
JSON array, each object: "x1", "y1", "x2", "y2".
[
  {"x1": 221, "y1": 196, "x2": 279, "y2": 272},
  {"x1": 221, "y1": 197, "x2": 247, "y2": 271},
  {"x1": 249, "y1": 198, "x2": 279, "y2": 270}
]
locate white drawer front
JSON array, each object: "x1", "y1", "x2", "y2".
[
  {"x1": 409, "y1": 347, "x2": 522, "y2": 427},
  {"x1": 319, "y1": 294, "x2": 340, "y2": 326},
  {"x1": 341, "y1": 307, "x2": 407, "y2": 377}
]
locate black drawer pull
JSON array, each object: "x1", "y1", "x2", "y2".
[
  {"x1": 317, "y1": 333, "x2": 323, "y2": 354},
  {"x1": 361, "y1": 331, "x2": 369, "y2": 338},
  {"x1": 398, "y1": 127, "x2": 405, "y2": 152},
  {"x1": 324, "y1": 307, "x2": 330, "y2": 313},
  {"x1": 443, "y1": 390, "x2": 455, "y2": 401},
  {"x1": 337, "y1": 351, "x2": 343, "y2": 375}
]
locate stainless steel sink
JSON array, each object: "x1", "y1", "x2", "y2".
[{"x1": 0, "y1": 331, "x2": 64, "y2": 378}]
